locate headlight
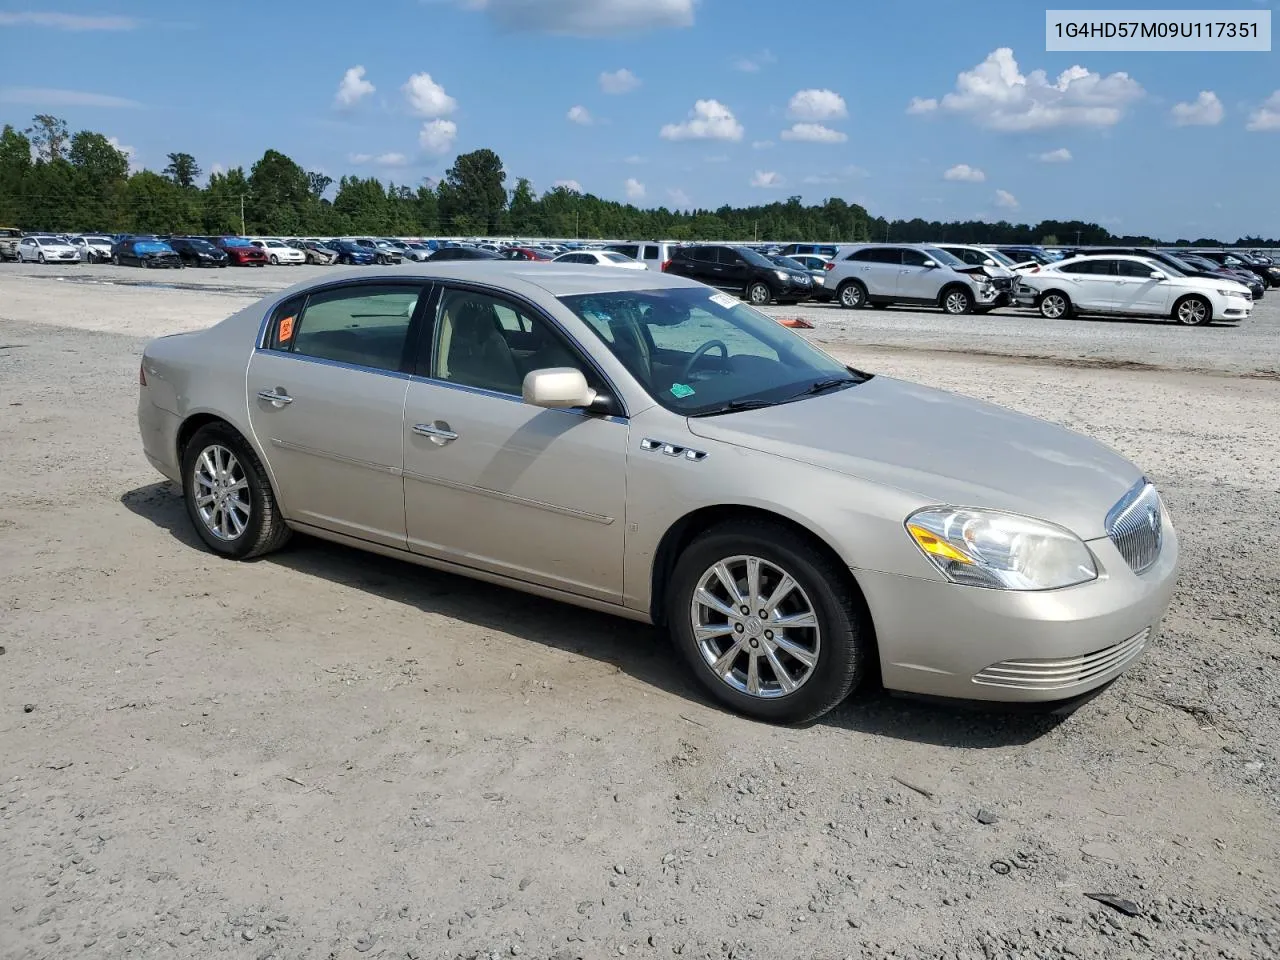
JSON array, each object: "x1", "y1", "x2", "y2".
[
  {"x1": 905, "y1": 507, "x2": 1097, "y2": 591},
  {"x1": 774, "y1": 270, "x2": 788, "y2": 281},
  {"x1": 1216, "y1": 288, "x2": 1239, "y2": 297}
]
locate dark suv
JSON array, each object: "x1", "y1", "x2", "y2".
[{"x1": 664, "y1": 244, "x2": 814, "y2": 305}]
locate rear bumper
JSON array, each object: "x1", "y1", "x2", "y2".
[
  {"x1": 855, "y1": 517, "x2": 1179, "y2": 702},
  {"x1": 138, "y1": 396, "x2": 182, "y2": 485}
]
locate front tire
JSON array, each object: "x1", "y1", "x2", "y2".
[
  {"x1": 1173, "y1": 295, "x2": 1212, "y2": 326},
  {"x1": 269, "y1": 255, "x2": 279, "y2": 265},
  {"x1": 667, "y1": 520, "x2": 869, "y2": 724},
  {"x1": 1038, "y1": 291, "x2": 1072, "y2": 319},
  {"x1": 182, "y1": 423, "x2": 291, "y2": 560},
  {"x1": 941, "y1": 286, "x2": 973, "y2": 315},
  {"x1": 37, "y1": 252, "x2": 45, "y2": 264},
  {"x1": 837, "y1": 280, "x2": 867, "y2": 309},
  {"x1": 746, "y1": 281, "x2": 772, "y2": 306}
]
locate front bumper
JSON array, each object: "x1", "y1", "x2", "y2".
[{"x1": 855, "y1": 515, "x2": 1179, "y2": 703}]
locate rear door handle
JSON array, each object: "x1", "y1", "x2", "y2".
[
  {"x1": 413, "y1": 422, "x2": 458, "y2": 444},
  {"x1": 257, "y1": 389, "x2": 293, "y2": 405}
]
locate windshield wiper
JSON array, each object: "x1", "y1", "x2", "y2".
[{"x1": 688, "y1": 398, "x2": 781, "y2": 417}]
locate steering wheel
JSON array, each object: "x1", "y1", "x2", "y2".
[{"x1": 680, "y1": 339, "x2": 730, "y2": 382}]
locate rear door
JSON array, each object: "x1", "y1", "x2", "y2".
[
  {"x1": 401, "y1": 285, "x2": 628, "y2": 602},
  {"x1": 1056, "y1": 260, "x2": 1117, "y2": 310},
  {"x1": 246, "y1": 281, "x2": 429, "y2": 547}
]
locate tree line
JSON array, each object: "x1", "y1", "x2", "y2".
[{"x1": 1, "y1": 114, "x2": 1274, "y2": 248}]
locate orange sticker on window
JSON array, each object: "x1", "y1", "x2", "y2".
[{"x1": 278, "y1": 315, "x2": 295, "y2": 343}]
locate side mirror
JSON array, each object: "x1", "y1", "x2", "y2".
[
  {"x1": 921, "y1": 259, "x2": 937, "y2": 268},
  {"x1": 983, "y1": 259, "x2": 996, "y2": 267},
  {"x1": 1149, "y1": 270, "x2": 1166, "y2": 280},
  {"x1": 523, "y1": 368, "x2": 597, "y2": 410}
]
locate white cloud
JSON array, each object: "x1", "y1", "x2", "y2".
[
  {"x1": 943, "y1": 163, "x2": 985, "y2": 182},
  {"x1": 734, "y1": 49, "x2": 775, "y2": 72},
  {"x1": 660, "y1": 99, "x2": 743, "y2": 141},
  {"x1": 403, "y1": 72, "x2": 457, "y2": 117},
  {"x1": 0, "y1": 87, "x2": 139, "y2": 108},
  {"x1": 911, "y1": 47, "x2": 1143, "y2": 131},
  {"x1": 376, "y1": 152, "x2": 409, "y2": 167},
  {"x1": 994, "y1": 189, "x2": 1018, "y2": 209},
  {"x1": 1171, "y1": 90, "x2": 1223, "y2": 126},
  {"x1": 566, "y1": 105, "x2": 592, "y2": 125},
  {"x1": 349, "y1": 153, "x2": 373, "y2": 164},
  {"x1": 787, "y1": 88, "x2": 847, "y2": 122},
  {"x1": 334, "y1": 66, "x2": 375, "y2": 109},
  {"x1": 780, "y1": 122, "x2": 847, "y2": 143},
  {"x1": 1246, "y1": 90, "x2": 1280, "y2": 132},
  {"x1": 553, "y1": 179, "x2": 582, "y2": 192},
  {"x1": 106, "y1": 136, "x2": 138, "y2": 173},
  {"x1": 751, "y1": 139, "x2": 774, "y2": 149},
  {"x1": 667, "y1": 187, "x2": 692, "y2": 207},
  {"x1": 599, "y1": 68, "x2": 640, "y2": 94},
  {"x1": 0, "y1": 12, "x2": 138, "y2": 29},
  {"x1": 624, "y1": 177, "x2": 645, "y2": 200},
  {"x1": 419, "y1": 119, "x2": 457, "y2": 154},
  {"x1": 623, "y1": 154, "x2": 646, "y2": 164},
  {"x1": 1034, "y1": 147, "x2": 1072, "y2": 163},
  {"x1": 751, "y1": 170, "x2": 783, "y2": 188},
  {"x1": 462, "y1": 0, "x2": 695, "y2": 36}
]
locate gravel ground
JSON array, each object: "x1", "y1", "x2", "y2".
[{"x1": 2, "y1": 263, "x2": 1278, "y2": 960}]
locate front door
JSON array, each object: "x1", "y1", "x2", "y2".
[
  {"x1": 896, "y1": 247, "x2": 938, "y2": 300},
  {"x1": 1111, "y1": 259, "x2": 1173, "y2": 315},
  {"x1": 716, "y1": 247, "x2": 750, "y2": 292},
  {"x1": 246, "y1": 282, "x2": 427, "y2": 547},
  {"x1": 402, "y1": 286, "x2": 628, "y2": 603}
]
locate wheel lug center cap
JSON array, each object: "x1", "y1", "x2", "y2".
[{"x1": 744, "y1": 616, "x2": 763, "y2": 636}]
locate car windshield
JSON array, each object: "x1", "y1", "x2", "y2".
[
  {"x1": 85, "y1": 236, "x2": 111, "y2": 245},
  {"x1": 1144, "y1": 258, "x2": 1187, "y2": 278},
  {"x1": 187, "y1": 239, "x2": 217, "y2": 251},
  {"x1": 922, "y1": 246, "x2": 965, "y2": 268},
  {"x1": 559, "y1": 286, "x2": 864, "y2": 417},
  {"x1": 221, "y1": 237, "x2": 252, "y2": 247},
  {"x1": 978, "y1": 248, "x2": 1016, "y2": 266},
  {"x1": 768, "y1": 255, "x2": 807, "y2": 271},
  {"x1": 736, "y1": 247, "x2": 775, "y2": 269}
]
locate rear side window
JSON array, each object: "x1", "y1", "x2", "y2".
[
  {"x1": 852, "y1": 248, "x2": 901, "y2": 264},
  {"x1": 643, "y1": 245, "x2": 660, "y2": 259},
  {"x1": 269, "y1": 285, "x2": 422, "y2": 372}
]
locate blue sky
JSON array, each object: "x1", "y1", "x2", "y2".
[{"x1": 1, "y1": 0, "x2": 1277, "y2": 237}]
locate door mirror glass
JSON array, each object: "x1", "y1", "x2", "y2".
[
  {"x1": 523, "y1": 368, "x2": 596, "y2": 409},
  {"x1": 983, "y1": 259, "x2": 996, "y2": 267},
  {"x1": 1149, "y1": 270, "x2": 1165, "y2": 280},
  {"x1": 921, "y1": 259, "x2": 936, "y2": 268}
]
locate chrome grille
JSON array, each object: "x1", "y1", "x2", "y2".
[
  {"x1": 1105, "y1": 481, "x2": 1163, "y2": 575},
  {"x1": 973, "y1": 627, "x2": 1150, "y2": 690}
]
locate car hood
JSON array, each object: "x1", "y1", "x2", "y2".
[{"x1": 685, "y1": 376, "x2": 1143, "y2": 539}]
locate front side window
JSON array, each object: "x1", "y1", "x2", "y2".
[
  {"x1": 560, "y1": 286, "x2": 856, "y2": 417},
  {"x1": 1116, "y1": 260, "x2": 1158, "y2": 278},
  {"x1": 900, "y1": 248, "x2": 930, "y2": 267},
  {"x1": 431, "y1": 289, "x2": 591, "y2": 397},
  {"x1": 270, "y1": 285, "x2": 421, "y2": 372}
]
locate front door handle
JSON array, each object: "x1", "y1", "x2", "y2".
[
  {"x1": 257, "y1": 389, "x2": 293, "y2": 405},
  {"x1": 412, "y1": 422, "x2": 458, "y2": 445}
]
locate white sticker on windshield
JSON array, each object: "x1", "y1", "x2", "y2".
[{"x1": 708, "y1": 292, "x2": 739, "y2": 310}]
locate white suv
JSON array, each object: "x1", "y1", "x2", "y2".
[
  {"x1": 604, "y1": 241, "x2": 684, "y2": 271},
  {"x1": 823, "y1": 243, "x2": 1000, "y2": 314},
  {"x1": 1015, "y1": 254, "x2": 1252, "y2": 326}
]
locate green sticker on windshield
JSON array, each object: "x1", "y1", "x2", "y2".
[{"x1": 670, "y1": 383, "x2": 696, "y2": 399}]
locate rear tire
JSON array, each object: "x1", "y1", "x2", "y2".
[
  {"x1": 837, "y1": 280, "x2": 866, "y2": 309},
  {"x1": 1173, "y1": 294, "x2": 1212, "y2": 326},
  {"x1": 667, "y1": 520, "x2": 869, "y2": 724},
  {"x1": 747, "y1": 281, "x2": 772, "y2": 305},
  {"x1": 1038, "y1": 291, "x2": 1072, "y2": 319},
  {"x1": 182, "y1": 422, "x2": 291, "y2": 560}
]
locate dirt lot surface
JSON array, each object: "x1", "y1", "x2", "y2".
[{"x1": 2, "y1": 263, "x2": 1278, "y2": 960}]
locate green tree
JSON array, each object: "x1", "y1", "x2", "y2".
[
  {"x1": 26, "y1": 114, "x2": 69, "y2": 162},
  {"x1": 202, "y1": 166, "x2": 250, "y2": 234},
  {"x1": 67, "y1": 131, "x2": 129, "y2": 228},
  {"x1": 246, "y1": 148, "x2": 310, "y2": 234},
  {"x1": 0, "y1": 125, "x2": 33, "y2": 224},
  {"x1": 306, "y1": 171, "x2": 333, "y2": 201},
  {"x1": 508, "y1": 177, "x2": 539, "y2": 233},
  {"x1": 439, "y1": 148, "x2": 506, "y2": 234},
  {"x1": 163, "y1": 152, "x2": 201, "y2": 189}
]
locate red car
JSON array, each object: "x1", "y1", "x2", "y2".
[
  {"x1": 211, "y1": 236, "x2": 268, "y2": 266},
  {"x1": 502, "y1": 246, "x2": 554, "y2": 262}
]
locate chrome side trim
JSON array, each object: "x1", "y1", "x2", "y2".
[
  {"x1": 640, "y1": 437, "x2": 708, "y2": 462},
  {"x1": 270, "y1": 437, "x2": 403, "y2": 476},
  {"x1": 403, "y1": 469, "x2": 614, "y2": 524}
]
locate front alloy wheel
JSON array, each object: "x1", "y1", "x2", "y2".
[
  {"x1": 1174, "y1": 296, "x2": 1211, "y2": 326},
  {"x1": 747, "y1": 282, "x2": 772, "y2": 305},
  {"x1": 942, "y1": 288, "x2": 973, "y2": 315}
]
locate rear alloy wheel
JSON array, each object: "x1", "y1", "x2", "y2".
[
  {"x1": 747, "y1": 281, "x2": 772, "y2": 305},
  {"x1": 942, "y1": 287, "x2": 973, "y2": 315},
  {"x1": 1173, "y1": 295, "x2": 1212, "y2": 326},
  {"x1": 182, "y1": 423, "x2": 291, "y2": 560},
  {"x1": 1039, "y1": 291, "x2": 1071, "y2": 319},
  {"x1": 838, "y1": 281, "x2": 866, "y2": 309},
  {"x1": 668, "y1": 521, "x2": 868, "y2": 723}
]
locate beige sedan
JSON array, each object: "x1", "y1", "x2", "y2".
[{"x1": 137, "y1": 264, "x2": 1178, "y2": 722}]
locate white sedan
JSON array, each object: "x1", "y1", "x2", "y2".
[
  {"x1": 17, "y1": 235, "x2": 80, "y2": 263},
  {"x1": 1015, "y1": 254, "x2": 1252, "y2": 326},
  {"x1": 553, "y1": 250, "x2": 648, "y2": 270},
  {"x1": 250, "y1": 238, "x2": 306, "y2": 265},
  {"x1": 73, "y1": 235, "x2": 114, "y2": 262}
]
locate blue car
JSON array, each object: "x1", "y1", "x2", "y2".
[{"x1": 331, "y1": 240, "x2": 378, "y2": 265}]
